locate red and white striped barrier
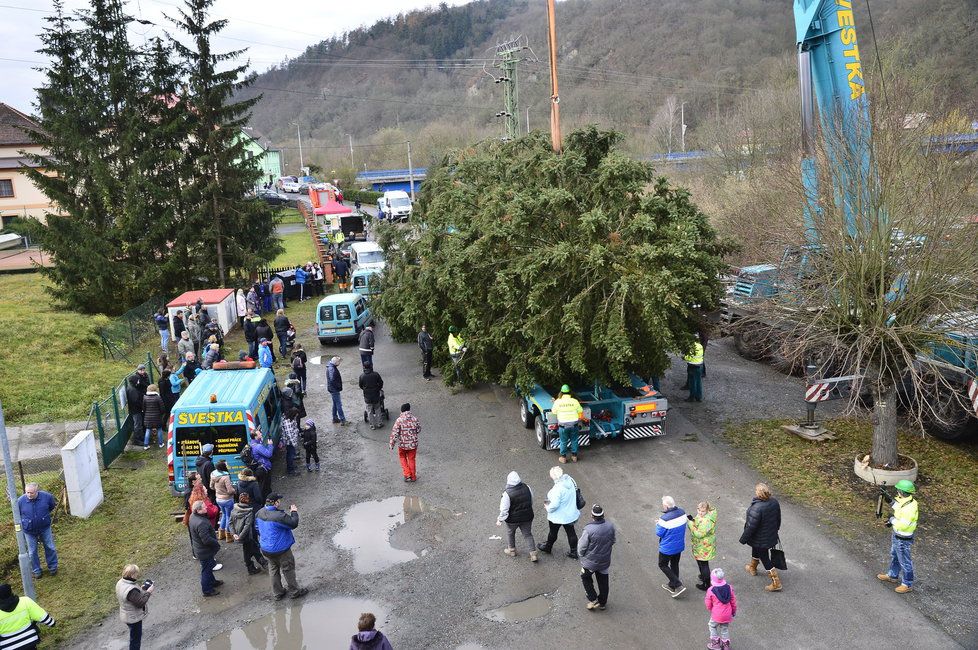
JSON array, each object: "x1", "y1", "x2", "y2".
[{"x1": 805, "y1": 383, "x2": 831, "y2": 403}]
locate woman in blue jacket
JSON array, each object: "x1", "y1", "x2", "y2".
[{"x1": 537, "y1": 466, "x2": 580, "y2": 558}]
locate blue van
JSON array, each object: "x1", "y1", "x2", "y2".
[
  {"x1": 316, "y1": 292, "x2": 372, "y2": 344},
  {"x1": 351, "y1": 268, "x2": 381, "y2": 299},
  {"x1": 167, "y1": 366, "x2": 281, "y2": 495}
]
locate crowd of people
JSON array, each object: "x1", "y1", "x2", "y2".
[{"x1": 494, "y1": 471, "x2": 784, "y2": 649}]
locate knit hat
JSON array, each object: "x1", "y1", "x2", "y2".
[
  {"x1": 202, "y1": 443, "x2": 214, "y2": 454},
  {"x1": 305, "y1": 419, "x2": 315, "y2": 427},
  {"x1": 401, "y1": 403, "x2": 411, "y2": 412},
  {"x1": 0, "y1": 584, "x2": 18, "y2": 612},
  {"x1": 137, "y1": 363, "x2": 146, "y2": 370},
  {"x1": 591, "y1": 504, "x2": 604, "y2": 518},
  {"x1": 711, "y1": 568, "x2": 726, "y2": 586}
]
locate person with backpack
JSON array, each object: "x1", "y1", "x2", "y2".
[
  {"x1": 300, "y1": 420, "x2": 320, "y2": 472},
  {"x1": 228, "y1": 493, "x2": 266, "y2": 575},
  {"x1": 537, "y1": 466, "x2": 580, "y2": 559},
  {"x1": 291, "y1": 345, "x2": 307, "y2": 393}
]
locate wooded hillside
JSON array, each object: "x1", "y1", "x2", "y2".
[{"x1": 238, "y1": 0, "x2": 978, "y2": 173}]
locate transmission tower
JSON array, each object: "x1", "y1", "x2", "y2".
[{"x1": 486, "y1": 36, "x2": 536, "y2": 141}]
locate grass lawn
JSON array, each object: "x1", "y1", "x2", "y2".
[
  {"x1": 722, "y1": 418, "x2": 978, "y2": 532},
  {"x1": 276, "y1": 207, "x2": 304, "y2": 224},
  {"x1": 0, "y1": 451, "x2": 180, "y2": 646},
  {"x1": 270, "y1": 229, "x2": 319, "y2": 269},
  {"x1": 0, "y1": 274, "x2": 135, "y2": 424}
]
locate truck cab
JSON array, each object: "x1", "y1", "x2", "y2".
[{"x1": 518, "y1": 375, "x2": 668, "y2": 451}]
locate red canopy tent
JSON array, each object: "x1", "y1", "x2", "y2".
[{"x1": 309, "y1": 188, "x2": 351, "y2": 217}]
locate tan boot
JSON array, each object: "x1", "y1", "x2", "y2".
[
  {"x1": 745, "y1": 558, "x2": 759, "y2": 576},
  {"x1": 529, "y1": 551, "x2": 539, "y2": 562},
  {"x1": 570, "y1": 454, "x2": 578, "y2": 462},
  {"x1": 503, "y1": 547, "x2": 517, "y2": 557},
  {"x1": 225, "y1": 530, "x2": 234, "y2": 544},
  {"x1": 877, "y1": 573, "x2": 898, "y2": 584},
  {"x1": 216, "y1": 529, "x2": 225, "y2": 541},
  {"x1": 895, "y1": 584, "x2": 912, "y2": 594},
  {"x1": 765, "y1": 568, "x2": 782, "y2": 592},
  {"x1": 558, "y1": 456, "x2": 567, "y2": 464}
]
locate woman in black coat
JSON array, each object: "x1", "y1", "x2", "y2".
[
  {"x1": 273, "y1": 309, "x2": 292, "y2": 357},
  {"x1": 739, "y1": 482, "x2": 783, "y2": 592},
  {"x1": 142, "y1": 384, "x2": 165, "y2": 450}
]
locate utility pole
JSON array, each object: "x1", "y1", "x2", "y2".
[
  {"x1": 347, "y1": 134, "x2": 355, "y2": 170},
  {"x1": 546, "y1": 0, "x2": 562, "y2": 153},
  {"x1": 526, "y1": 107, "x2": 530, "y2": 134},
  {"x1": 0, "y1": 401, "x2": 36, "y2": 600},
  {"x1": 681, "y1": 101, "x2": 687, "y2": 153},
  {"x1": 292, "y1": 122, "x2": 303, "y2": 174},
  {"x1": 492, "y1": 37, "x2": 529, "y2": 141},
  {"x1": 407, "y1": 140, "x2": 416, "y2": 202}
]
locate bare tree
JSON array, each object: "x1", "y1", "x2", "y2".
[{"x1": 741, "y1": 100, "x2": 978, "y2": 467}]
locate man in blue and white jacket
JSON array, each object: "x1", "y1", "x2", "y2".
[{"x1": 655, "y1": 495, "x2": 687, "y2": 597}]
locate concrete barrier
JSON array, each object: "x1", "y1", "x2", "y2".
[{"x1": 61, "y1": 430, "x2": 103, "y2": 518}]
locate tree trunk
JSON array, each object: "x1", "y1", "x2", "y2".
[
  {"x1": 214, "y1": 192, "x2": 225, "y2": 287},
  {"x1": 871, "y1": 382, "x2": 899, "y2": 468}
]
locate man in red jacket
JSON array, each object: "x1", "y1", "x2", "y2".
[{"x1": 389, "y1": 404, "x2": 420, "y2": 482}]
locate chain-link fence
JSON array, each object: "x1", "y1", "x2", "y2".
[
  {"x1": 98, "y1": 295, "x2": 164, "y2": 362},
  {"x1": 86, "y1": 353, "x2": 160, "y2": 468}
]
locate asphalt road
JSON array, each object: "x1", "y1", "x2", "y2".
[{"x1": 73, "y1": 325, "x2": 961, "y2": 650}]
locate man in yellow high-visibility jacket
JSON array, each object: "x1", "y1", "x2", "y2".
[
  {"x1": 877, "y1": 479, "x2": 918, "y2": 593},
  {"x1": 448, "y1": 326, "x2": 466, "y2": 384},
  {"x1": 683, "y1": 340, "x2": 704, "y2": 402},
  {"x1": 551, "y1": 385, "x2": 584, "y2": 463}
]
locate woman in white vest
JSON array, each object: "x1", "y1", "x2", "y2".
[{"x1": 115, "y1": 564, "x2": 154, "y2": 650}]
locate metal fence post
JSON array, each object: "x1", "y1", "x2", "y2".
[
  {"x1": 94, "y1": 402, "x2": 109, "y2": 469},
  {"x1": 0, "y1": 400, "x2": 37, "y2": 599},
  {"x1": 111, "y1": 386, "x2": 122, "y2": 433},
  {"x1": 147, "y1": 352, "x2": 155, "y2": 384},
  {"x1": 129, "y1": 317, "x2": 136, "y2": 347}
]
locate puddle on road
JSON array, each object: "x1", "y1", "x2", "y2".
[
  {"x1": 196, "y1": 597, "x2": 386, "y2": 649},
  {"x1": 332, "y1": 496, "x2": 425, "y2": 574},
  {"x1": 482, "y1": 594, "x2": 552, "y2": 622}
]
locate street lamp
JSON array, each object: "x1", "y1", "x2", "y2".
[{"x1": 291, "y1": 122, "x2": 303, "y2": 174}]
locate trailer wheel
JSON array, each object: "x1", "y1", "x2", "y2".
[
  {"x1": 733, "y1": 328, "x2": 769, "y2": 361},
  {"x1": 519, "y1": 399, "x2": 535, "y2": 429},
  {"x1": 921, "y1": 385, "x2": 977, "y2": 442},
  {"x1": 534, "y1": 417, "x2": 549, "y2": 450}
]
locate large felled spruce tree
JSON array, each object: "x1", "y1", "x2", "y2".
[{"x1": 376, "y1": 127, "x2": 734, "y2": 388}]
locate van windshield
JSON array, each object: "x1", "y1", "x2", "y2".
[
  {"x1": 175, "y1": 424, "x2": 247, "y2": 457},
  {"x1": 390, "y1": 197, "x2": 411, "y2": 208},
  {"x1": 319, "y1": 305, "x2": 334, "y2": 321},
  {"x1": 357, "y1": 251, "x2": 384, "y2": 264}
]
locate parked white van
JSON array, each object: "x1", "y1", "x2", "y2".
[
  {"x1": 349, "y1": 241, "x2": 386, "y2": 271},
  {"x1": 381, "y1": 190, "x2": 412, "y2": 222}
]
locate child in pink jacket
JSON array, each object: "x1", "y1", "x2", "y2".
[{"x1": 704, "y1": 568, "x2": 737, "y2": 649}]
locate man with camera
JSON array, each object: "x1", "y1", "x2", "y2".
[{"x1": 876, "y1": 480, "x2": 918, "y2": 594}]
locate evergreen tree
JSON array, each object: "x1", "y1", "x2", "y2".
[
  {"x1": 23, "y1": 0, "x2": 150, "y2": 313},
  {"x1": 170, "y1": 0, "x2": 279, "y2": 286}
]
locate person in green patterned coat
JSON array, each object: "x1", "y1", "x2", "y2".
[{"x1": 688, "y1": 501, "x2": 717, "y2": 591}]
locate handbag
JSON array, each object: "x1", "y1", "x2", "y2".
[
  {"x1": 770, "y1": 539, "x2": 788, "y2": 571},
  {"x1": 573, "y1": 478, "x2": 586, "y2": 510}
]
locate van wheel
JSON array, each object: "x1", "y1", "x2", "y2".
[
  {"x1": 519, "y1": 400, "x2": 535, "y2": 429},
  {"x1": 535, "y1": 417, "x2": 549, "y2": 450}
]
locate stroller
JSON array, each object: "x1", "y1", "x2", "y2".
[
  {"x1": 363, "y1": 389, "x2": 391, "y2": 429},
  {"x1": 286, "y1": 325, "x2": 297, "y2": 350}
]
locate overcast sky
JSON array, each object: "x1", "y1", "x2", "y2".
[{"x1": 0, "y1": 0, "x2": 474, "y2": 114}]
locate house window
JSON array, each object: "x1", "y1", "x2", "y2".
[{"x1": 0, "y1": 179, "x2": 13, "y2": 198}]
